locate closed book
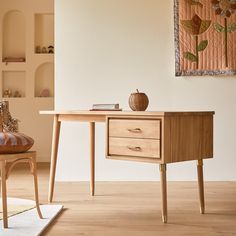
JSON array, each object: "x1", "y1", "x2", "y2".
[
  {"x1": 90, "y1": 108, "x2": 122, "y2": 111},
  {"x1": 92, "y1": 103, "x2": 120, "y2": 110}
]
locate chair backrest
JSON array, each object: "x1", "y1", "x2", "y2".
[{"x1": 0, "y1": 101, "x2": 18, "y2": 132}]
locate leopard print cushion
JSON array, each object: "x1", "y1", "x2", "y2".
[{"x1": 0, "y1": 132, "x2": 34, "y2": 154}]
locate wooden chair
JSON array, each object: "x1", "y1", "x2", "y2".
[{"x1": 0, "y1": 102, "x2": 43, "y2": 228}]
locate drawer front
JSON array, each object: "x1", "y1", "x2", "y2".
[
  {"x1": 109, "y1": 137, "x2": 160, "y2": 158},
  {"x1": 109, "y1": 119, "x2": 160, "y2": 139}
]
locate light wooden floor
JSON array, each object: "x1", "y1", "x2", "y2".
[{"x1": 6, "y1": 164, "x2": 236, "y2": 236}]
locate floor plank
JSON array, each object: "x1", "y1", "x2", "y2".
[{"x1": 5, "y1": 165, "x2": 236, "y2": 236}]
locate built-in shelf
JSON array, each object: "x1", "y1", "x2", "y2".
[
  {"x1": 2, "y1": 97, "x2": 27, "y2": 101},
  {"x1": 34, "y1": 97, "x2": 54, "y2": 101},
  {"x1": 2, "y1": 71, "x2": 26, "y2": 98},
  {"x1": 34, "y1": 52, "x2": 54, "y2": 55},
  {"x1": 2, "y1": 10, "x2": 26, "y2": 60},
  {"x1": 33, "y1": 53, "x2": 54, "y2": 65},
  {"x1": 35, "y1": 14, "x2": 54, "y2": 54},
  {"x1": 1, "y1": 62, "x2": 26, "y2": 71},
  {"x1": 35, "y1": 62, "x2": 54, "y2": 97}
]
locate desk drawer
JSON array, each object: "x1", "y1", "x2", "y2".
[
  {"x1": 109, "y1": 137, "x2": 160, "y2": 158},
  {"x1": 109, "y1": 119, "x2": 160, "y2": 139}
]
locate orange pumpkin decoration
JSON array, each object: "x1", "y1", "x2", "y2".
[{"x1": 129, "y1": 89, "x2": 149, "y2": 111}]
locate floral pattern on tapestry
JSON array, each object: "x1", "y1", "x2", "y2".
[{"x1": 175, "y1": 0, "x2": 236, "y2": 76}]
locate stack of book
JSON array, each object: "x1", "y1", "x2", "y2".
[{"x1": 90, "y1": 103, "x2": 122, "y2": 111}]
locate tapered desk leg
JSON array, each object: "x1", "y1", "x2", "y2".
[
  {"x1": 197, "y1": 159, "x2": 205, "y2": 214},
  {"x1": 160, "y1": 164, "x2": 167, "y2": 223},
  {"x1": 90, "y1": 122, "x2": 95, "y2": 196},
  {"x1": 48, "y1": 115, "x2": 61, "y2": 203},
  {"x1": 1, "y1": 160, "x2": 8, "y2": 228}
]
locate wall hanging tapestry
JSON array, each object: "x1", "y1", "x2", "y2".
[{"x1": 175, "y1": 0, "x2": 236, "y2": 76}]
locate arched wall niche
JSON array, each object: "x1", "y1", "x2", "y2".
[
  {"x1": 2, "y1": 10, "x2": 26, "y2": 60},
  {"x1": 35, "y1": 62, "x2": 54, "y2": 97}
]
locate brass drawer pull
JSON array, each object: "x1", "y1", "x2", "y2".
[
  {"x1": 127, "y1": 146, "x2": 142, "y2": 151},
  {"x1": 127, "y1": 128, "x2": 142, "y2": 133}
]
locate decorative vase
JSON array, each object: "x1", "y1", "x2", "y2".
[{"x1": 129, "y1": 89, "x2": 149, "y2": 111}]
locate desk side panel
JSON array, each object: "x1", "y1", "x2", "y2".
[{"x1": 163, "y1": 115, "x2": 213, "y2": 163}]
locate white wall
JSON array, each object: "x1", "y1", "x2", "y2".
[{"x1": 55, "y1": 0, "x2": 236, "y2": 181}]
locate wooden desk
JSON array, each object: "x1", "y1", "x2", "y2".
[{"x1": 40, "y1": 110, "x2": 214, "y2": 223}]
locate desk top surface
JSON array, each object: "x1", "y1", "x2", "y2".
[{"x1": 40, "y1": 110, "x2": 215, "y2": 116}]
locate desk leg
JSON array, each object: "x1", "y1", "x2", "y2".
[
  {"x1": 90, "y1": 122, "x2": 95, "y2": 196},
  {"x1": 48, "y1": 115, "x2": 61, "y2": 203},
  {"x1": 197, "y1": 159, "x2": 205, "y2": 214},
  {"x1": 159, "y1": 164, "x2": 167, "y2": 223}
]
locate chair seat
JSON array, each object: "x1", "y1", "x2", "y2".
[{"x1": 0, "y1": 151, "x2": 36, "y2": 160}]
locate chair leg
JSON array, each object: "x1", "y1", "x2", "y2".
[
  {"x1": 1, "y1": 160, "x2": 8, "y2": 228},
  {"x1": 30, "y1": 156, "x2": 43, "y2": 219}
]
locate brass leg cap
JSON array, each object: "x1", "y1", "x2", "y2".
[
  {"x1": 200, "y1": 207, "x2": 205, "y2": 214},
  {"x1": 162, "y1": 215, "x2": 168, "y2": 223}
]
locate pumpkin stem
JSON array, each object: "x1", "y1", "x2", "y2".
[{"x1": 136, "y1": 89, "x2": 139, "y2": 93}]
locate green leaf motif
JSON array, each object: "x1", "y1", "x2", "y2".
[
  {"x1": 198, "y1": 40, "x2": 208, "y2": 51},
  {"x1": 228, "y1": 23, "x2": 236, "y2": 33},
  {"x1": 214, "y1": 23, "x2": 225, "y2": 33},
  {"x1": 183, "y1": 52, "x2": 197, "y2": 62}
]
